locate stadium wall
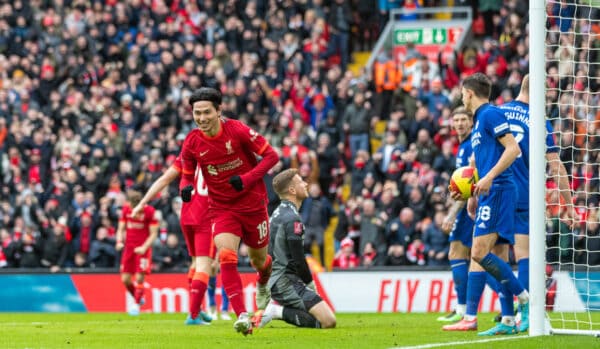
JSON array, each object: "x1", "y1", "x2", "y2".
[{"x1": 0, "y1": 271, "x2": 594, "y2": 313}]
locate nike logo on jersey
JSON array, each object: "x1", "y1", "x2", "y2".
[{"x1": 200, "y1": 150, "x2": 209, "y2": 157}]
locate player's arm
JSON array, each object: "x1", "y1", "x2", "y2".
[
  {"x1": 115, "y1": 220, "x2": 126, "y2": 251},
  {"x1": 239, "y1": 145, "x2": 278, "y2": 188},
  {"x1": 135, "y1": 213, "x2": 159, "y2": 255},
  {"x1": 180, "y1": 135, "x2": 198, "y2": 200},
  {"x1": 231, "y1": 125, "x2": 279, "y2": 191},
  {"x1": 137, "y1": 223, "x2": 159, "y2": 254},
  {"x1": 441, "y1": 200, "x2": 466, "y2": 234},
  {"x1": 474, "y1": 133, "x2": 520, "y2": 196},
  {"x1": 285, "y1": 221, "x2": 313, "y2": 285},
  {"x1": 547, "y1": 152, "x2": 575, "y2": 226},
  {"x1": 132, "y1": 166, "x2": 180, "y2": 216}
]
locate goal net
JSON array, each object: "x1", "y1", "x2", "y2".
[{"x1": 540, "y1": 0, "x2": 600, "y2": 336}]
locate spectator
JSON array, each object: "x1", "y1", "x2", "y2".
[
  {"x1": 40, "y1": 223, "x2": 70, "y2": 272},
  {"x1": 385, "y1": 243, "x2": 407, "y2": 266},
  {"x1": 332, "y1": 237, "x2": 359, "y2": 269},
  {"x1": 88, "y1": 227, "x2": 117, "y2": 268},
  {"x1": 356, "y1": 199, "x2": 383, "y2": 252},
  {"x1": 386, "y1": 207, "x2": 416, "y2": 251},
  {"x1": 361, "y1": 241, "x2": 384, "y2": 267},
  {"x1": 73, "y1": 251, "x2": 89, "y2": 268},
  {"x1": 333, "y1": 196, "x2": 361, "y2": 252},
  {"x1": 300, "y1": 183, "x2": 334, "y2": 265},
  {"x1": 13, "y1": 229, "x2": 42, "y2": 268},
  {"x1": 343, "y1": 91, "x2": 372, "y2": 158},
  {"x1": 152, "y1": 233, "x2": 188, "y2": 271},
  {"x1": 422, "y1": 211, "x2": 450, "y2": 266}
]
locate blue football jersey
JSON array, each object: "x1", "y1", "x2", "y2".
[
  {"x1": 455, "y1": 134, "x2": 473, "y2": 169},
  {"x1": 471, "y1": 103, "x2": 514, "y2": 188},
  {"x1": 500, "y1": 100, "x2": 558, "y2": 210}
]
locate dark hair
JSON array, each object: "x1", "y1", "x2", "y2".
[
  {"x1": 462, "y1": 73, "x2": 491, "y2": 99},
  {"x1": 189, "y1": 87, "x2": 222, "y2": 110},
  {"x1": 272, "y1": 168, "x2": 298, "y2": 198}
]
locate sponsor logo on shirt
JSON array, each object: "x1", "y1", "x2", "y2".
[
  {"x1": 206, "y1": 158, "x2": 244, "y2": 175},
  {"x1": 294, "y1": 222, "x2": 303, "y2": 235},
  {"x1": 493, "y1": 123, "x2": 509, "y2": 134},
  {"x1": 225, "y1": 140, "x2": 234, "y2": 154},
  {"x1": 249, "y1": 129, "x2": 258, "y2": 141},
  {"x1": 127, "y1": 221, "x2": 145, "y2": 229},
  {"x1": 207, "y1": 165, "x2": 218, "y2": 176}
]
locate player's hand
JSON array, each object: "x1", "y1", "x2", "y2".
[
  {"x1": 115, "y1": 241, "x2": 124, "y2": 251},
  {"x1": 181, "y1": 185, "x2": 194, "y2": 202},
  {"x1": 229, "y1": 175, "x2": 244, "y2": 191},
  {"x1": 448, "y1": 185, "x2": 466, "y2": 201},
  {"x1": 134, "y1": 246, "x2": 147, "y2": 255},
  {"x1": 473, "y1": 175, "x2": 492, "y2": 196},
  {"x1": 564, "y1": 204, "x2": 576, "y2": 229},
  {"x1": 441, "y1": 216, "x2": 454, "y2": 234},
  {"x1": 131, "y1": 205, "x2": 143, "y2": 218}
]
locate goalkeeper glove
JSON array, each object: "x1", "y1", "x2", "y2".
[
  {"x1": 229, "y1": 175, "x2": 244, "y2": 191},
  {"x1": 181, "y1": 185, "x2": 193, "y2": 202}
]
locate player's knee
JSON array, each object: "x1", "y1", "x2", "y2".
[
  {"x1": 448, "y1": 249, "x2": 463, "y2": 260},
  {"x1": 515, "y1": 249, "x2": 529, "y2": 261},
  {"x1": 470, "y1": 251, "x2": 485, "y2": 264},
  {"x1": 219, "y1": 248, "x2": 238, "y2": 265},
  {"x1": 195, "y1": 257, "x2": 212, "y2": 274},
  {"x1": 250, "y1": 254, "x2": 266, "y2": 269},
  {"x1": 121, "y1": 274, "x2": 132, "y2": 284}
]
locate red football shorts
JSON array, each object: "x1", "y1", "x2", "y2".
[
  {"x1": 182, "y1": 221, "x2": 216, "y2": 259},
  {"x1": 211, "y1": 207, "x2": 270, "y2": 249},
  {"x1": 120, "y1": 245, "x2": 152, "y2": 274}
]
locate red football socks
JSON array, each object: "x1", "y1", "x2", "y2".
[
  {"x1": 126, "y1": 283, "x2": 135, "y2": 297},
  {"x1": 255, "y1": 255, "x2": 272, "y2": 285},
  {"x1": 190, "y1": 272, "x2": 208, "y2": 320},
  {"x1": 187, "y1": 267, "x2": 196, "y2": 289},
  {"x1": 220, "y1": 249, "x2": 246, "y2": 316},
  {"x1": 134, "y1": 283, "x2": 145, "y2": 304}
]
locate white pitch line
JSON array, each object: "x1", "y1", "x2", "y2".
[
  {"x1": 390, "y1": 335, "x2": 530, "y2": 349},
  {"x1": 1, "y1": 320, "x2": 182, "y2": 326}
]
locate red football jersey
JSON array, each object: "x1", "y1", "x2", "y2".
[
  {"x1": 119, "y1": 204, "x2": 158, "y2": 246},
  {"x1": 173, "y1": 153, "x2": 209, "y2": 225},
  {"x1": 181, "y1": 118, "x2": 271, "y2": 212}
]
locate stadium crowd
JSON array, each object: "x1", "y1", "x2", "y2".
[{"x1": 0, "y1": 0, "x2": 598, "y2": 272}]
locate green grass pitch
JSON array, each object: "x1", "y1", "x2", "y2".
[{"x1": 2, "y1": 313, "x2": 599, "y2": 349}]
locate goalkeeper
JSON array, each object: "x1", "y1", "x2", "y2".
[{"x1": 253, "y1": 168, "x2": 336, "y2": 329}]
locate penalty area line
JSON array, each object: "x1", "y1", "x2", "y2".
[{"x1": 390, "y1": 335, "x2": 531, "y2": 349}]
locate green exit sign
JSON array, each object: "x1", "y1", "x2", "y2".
[{"x1": 394, "y1": 28, "x2": 448, "y2": 45}]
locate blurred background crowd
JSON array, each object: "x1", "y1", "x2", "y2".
[{"x1": 0, "y1": 0, "x2": 598, "y2": 272}]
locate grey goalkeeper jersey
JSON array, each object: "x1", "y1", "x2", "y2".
[{"x1": 268, "y1": 200, "x2": 311, "y2": 288}]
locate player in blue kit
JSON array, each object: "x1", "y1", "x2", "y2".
[
  {"x1": 444, "y1": 73, "x2": 529, "y2": 336},
  {"x1": 499, "y1": 75, "x2": 575, "y2": 332},
  {"x1": 438, "y1": 107, "x2": 474, "y2": 323}
]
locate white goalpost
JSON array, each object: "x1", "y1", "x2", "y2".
[
  {"x1": 531, "y1": 0, "x2": 600, "y2": 337},
  {"x1": 529, "y1": 0, "x2": 547, "y2": 337}
]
